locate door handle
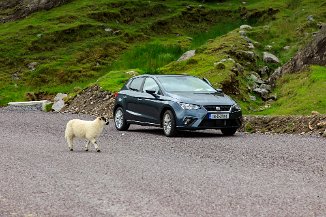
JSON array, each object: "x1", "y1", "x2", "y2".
[{"x1": 137, "y1": 98, "x2": 143, "y2": 101}]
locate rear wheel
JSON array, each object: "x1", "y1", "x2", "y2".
[
  {"x1": 221, "y1": 128, "x2": 237, "y2": 136},
  {"x1": 162, "y1": 110, "x2": 177, "y2": 137},
  {"x1": 114, "y1": 107, "x2": 130, "y2": 131}
]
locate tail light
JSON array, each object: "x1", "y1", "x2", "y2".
[{"x1": 113, "y1": 92, "x2": 119, "y2": 98}]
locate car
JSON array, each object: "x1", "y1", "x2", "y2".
[{"x1": 113, "y1": 74, "x2": 242, "y2": 137}]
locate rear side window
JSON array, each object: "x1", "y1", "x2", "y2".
[{"x1": 128, "y1": 77, "x2": 144, "y2": 91}]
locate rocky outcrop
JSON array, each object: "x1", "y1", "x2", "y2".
[
  {"x1": 0, "y1": 0, "x2": 71, "y2": 23},
  {"x1": 281, "y1": 25, "x2": 326, "y2": 73}
]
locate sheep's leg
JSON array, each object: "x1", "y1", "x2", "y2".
[
  {"x1": 67, "y1": 136, "x2": 74, "y2": 151},
  {"x1": 85, "y1": 140, "x2": 90, "y2": 152},
  {"x1": 90, "y1": 138, "x2": 101, "y2": 152}
]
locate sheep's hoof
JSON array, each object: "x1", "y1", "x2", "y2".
[
  {"x1": 70, "y1": 149, "x2": 73, "y2": 151},
  {"x1": 97, "y1": 149, "x2": 101, "y2": 153},
  {"x1": 85, "y1": 149, "x2": 89, "y2": 152}
]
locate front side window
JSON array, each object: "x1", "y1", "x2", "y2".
[
  {"x1": 143, "y1": 78, "x2": 160, "y2": 94},
  {"x1": 128, "y1": 77, "x2": 144, "y2": 91}
]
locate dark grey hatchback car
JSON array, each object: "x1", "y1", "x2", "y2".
[{"x1": 113, "y1": 74, "x2": 242, "y2": 137}]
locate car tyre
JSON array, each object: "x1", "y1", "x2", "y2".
[
  {"x1": 221, "y1": 128, "x2": 237, "y2": 136},
  {"x1": 114, "y1": 107, "x2": 130, "y2": 131},
  {"x1": 162, "y1": 110, "x2": 177, "y2": 137}
]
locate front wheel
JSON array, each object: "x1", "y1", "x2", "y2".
[
  {"x1": 114, "y1": 107, "x2": 130, "y2": 131},
  {"x1": 162, "y1": 110, "x2": 177, "y2": 137},
  {"x1": 221, "y1": 128, "x2": 237, "y2": 136}
]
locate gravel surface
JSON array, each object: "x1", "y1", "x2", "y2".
[{"x1": 0, "y1": 108, "x2": 325, "y2": 217}]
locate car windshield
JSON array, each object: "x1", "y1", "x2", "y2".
[{"x1": 157, "y1": 76, "x2": 216, "y2": 92}]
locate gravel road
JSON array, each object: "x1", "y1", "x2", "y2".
[{"x1": 0, "y1": 108, "x2": 325, "y2": 217}]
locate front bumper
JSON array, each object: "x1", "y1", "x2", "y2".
[{"x1": 174, "y1": 107, "x2": 242, "y2": 130}]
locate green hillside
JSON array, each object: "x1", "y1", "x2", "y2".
[{"x1": 0, "y1": 0, "x2": 325, "y2": 114}]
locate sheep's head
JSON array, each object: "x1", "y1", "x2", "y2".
[{"x1": 98, "y1": 117, "x2": 109, "y2": 125}]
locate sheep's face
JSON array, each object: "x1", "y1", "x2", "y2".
[{"x1": 99, "y1": 117, "x2": 109, "y2": 125}]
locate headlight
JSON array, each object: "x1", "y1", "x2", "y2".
[
  {"x1": 178, "y1": 102, "x2": 200, "y2": 110},
  {"x1": 231, "y1": 103, "x2": 241, "y2": 112}
]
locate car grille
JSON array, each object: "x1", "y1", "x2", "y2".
[{"x1": 204, "y1": 105, "x2": 231, "y2": 112}]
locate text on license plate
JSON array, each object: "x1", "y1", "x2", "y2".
[{"x1": 209, "y1": 113, "x2": 229, "y2": 119}]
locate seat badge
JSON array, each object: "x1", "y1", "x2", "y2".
[{"x1": 215, "y1": 106, "x2": 221, "y2": 111}]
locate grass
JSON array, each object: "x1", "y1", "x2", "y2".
[
  {"x1": 0, "y1": 0, "x2": 325, "y2": 115},
  {"x1": 258, "y1": 66, "x2": 326, "y2": 115},
  {"x1": 109, "y1": 41, "x2": 184, "y2": 73}
]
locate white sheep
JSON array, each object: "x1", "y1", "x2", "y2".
[{"x1": 65, "y1": 117, "x2": 109, "y2": 152}]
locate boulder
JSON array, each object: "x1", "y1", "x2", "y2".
[
  {"x1": 253, "y1": 88, "x2": 269, "y2": 100},
  {"x1": 177, "y1": 50, "x2": 195, "y2": 61},
  {"x1": 52, "y1": 93, "x2": 67, "y2": 112},
  {"x1": 263, "y1": 52, "x2": 280, "y2": 64},
  {"x1": 240, "y1": 25, "x2": 252, "y2": 30}
]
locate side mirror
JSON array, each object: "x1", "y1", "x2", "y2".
[
  {"x1": 216, "y1": 88, "x2": 223, "y2": 92},
  {"x1": 216, "y1": 88, "x2": 223, "y2": 94},
  {"x1": 145, "y1": 89, "x2": 157, "y2": 95}
]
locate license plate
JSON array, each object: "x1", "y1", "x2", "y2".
[{"x1": 209, "y1": 113, "x2": 229, "y2": 119}]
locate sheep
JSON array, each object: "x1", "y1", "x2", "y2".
[{"x1": 65, "y1": 117, "x2": 109, "y2": 152}]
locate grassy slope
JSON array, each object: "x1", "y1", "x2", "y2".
[
  {"x1": 0, "y1": 0, "x2": 246, "y2": 105},
  {"x1": 258, "y1": 65, "x2": 326, "y2": 115},
  {"x1": 0, "y1": 0, "x2": 325, "y2": 114}
]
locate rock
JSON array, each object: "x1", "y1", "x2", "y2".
[
  {"x1": 268, "y1": 67, "x2": 282, "y2": 87},
  {"x1": 214, "y1": 62, "x2": 225, "y2": 70},
  {"x1": 232, "y1": 63, "x2": 244, "y2": 73},
  {"x1": 260, "y1": 84, "x2": 271, "y2": 92},
  {"x1": 240, "y1": 25, "x2": 252, "y2": 30},
  {"x1": 317, "y1": 121, "x2": 326, "y2": 128},
  {"x1": 253, "y1": 88, "x2": 269, "y2": 100},
  {"x1": 283, "y1": 46, "x2": 290, "y2": 50},
  {"x1": 241, "y1": 36, "x2": 253, "y2": 43},
  {"x1": 243, "y1": 51, "x2": 256, "y2": 61},
  {"x1": 259, "y1": 66, "x2": 269, "y2": 76},
  {"x1": 281, "y1": 25, "x2": 326, "y2": 73},
  {"x1": 27, "y1": 62, "x2": 38, "y2": 71},
  {"x1": 263, "y1": 52, "x2": 280, "y2": 64},
  {"x1": 311, "y1": 111, "x2": 320, "y2": 115},
  {"x1": 126, "y1": 70, "x2": 138, "y2": 77},
  {"x1": 0, "y1": 0, "x2": 71, "y2": 23},
  {"x1": 249, "y1": 73, "x2": 264, "y2": 84},
  {"x1": 248, "y1": 43, "x2": 255, "y2": 49},
  {"x1": 177, "y1": 50, "x2": 195, "y2": 61},
  {"x1": 52, "y1": 93, "x2": 67, "y2": 112},
  {"x1": 307, "y1": 15, "x2": 314, "y2": 22},
  {"x1": 239, "y1": 30, "x2": 246, "y2": 36},
  {"x1": 249, "y1": 95, "x2": 256, "y2": 101}
]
